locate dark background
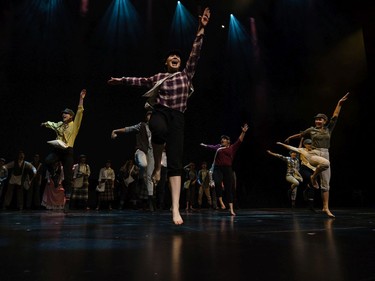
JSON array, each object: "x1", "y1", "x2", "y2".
[{"x1": 0, "y1": 0, "x2": 373, "y2": 208}]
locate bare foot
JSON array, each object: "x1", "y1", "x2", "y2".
[
  {"x1": 322, "y1": 208, "x2": 335, "y2": 218},
  {"x1": 152, "y1": 169, "x2": 161, "y2": 185},
  {"x1": 310, "y1": 175, "x2": 319, "y2": 189},
  {"x1": 230, "y1": 210, "x2": 236, "y2": 216},
  {"x1": 172, "y1": 209, "x2": 184, "y2": 225}
]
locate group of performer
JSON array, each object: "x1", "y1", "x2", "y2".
[{"x1": 1, "y1": 7, "x2": 350, "y2": 224}]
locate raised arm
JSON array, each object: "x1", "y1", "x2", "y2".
[
  {"x1": 197, "y1": 7, "x2": 210, "y2": 36},
  {"x1": 239, "y1": 123, "x2": 249, "y2": 142},
  {"x1": 332, "y1": 92, "x2": 349, "y2": 118},
  {"x1": 79, "y1": 89, "x2": 86, "y2": 107}
]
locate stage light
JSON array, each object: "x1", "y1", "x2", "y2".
[
  {"x1": 94, "y1": 0, "x2": 141, "y2": 50},
  {"x1": 168, "y1": 1, "x2": 196, "y2": 53}
]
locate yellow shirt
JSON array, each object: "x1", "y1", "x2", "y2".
[{"x1": 44, "y1": 106, "x2": 84, "y2": 148}]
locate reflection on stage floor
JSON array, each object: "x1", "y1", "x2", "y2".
[{"x1": 0, "y1": 208, "x2": 374, "y2": 281}]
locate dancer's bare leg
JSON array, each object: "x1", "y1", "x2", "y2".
[
  {"x1": 321, "y1": 190, "x2": 335, "y2": 218},
  {"x1": 228, "y1": 203, "x2": 236, "y2": 216},
  {"x1": 310, "y1": 167, "x2": 323, "y2": 189},
  {"x1": 218, "y1": 196, "x2": 226, "y2": 209},
  {"x1": 169, "y1": 176, "x2": 183, "y2": 225},
  {"x1": 151, "y1": 143, "x2": 164, "y2": 184}
]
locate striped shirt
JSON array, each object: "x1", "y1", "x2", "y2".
[{"x1": 122, "y1": 34, "x2": 204, "y2": 112}]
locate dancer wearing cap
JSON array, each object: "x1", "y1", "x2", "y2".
[
  {"x1": 200, "y1": 124, "x2": 249, "y2": 216},
  {"x1": 266, "y1": 148, "x2": 303, "y2": 209},
  {"x1": 275, "y1": 141, "x2": 330, "y2": 186},
  {"x1": 284, "y1": 92, "x2": 349, "y2": 218},
  {"x1": 41, "y1": 89, "x2": 86, "y2": 208},
  {"x1": 107, "y1": 7, "x2": 211, "y2": 225}
]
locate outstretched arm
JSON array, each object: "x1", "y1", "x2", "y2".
[
  {"x1": 284, "y1": 133, "x2": 302, "y2": 143},
  {"x1": 276, "y1": 142, "x2": 300, "y2": 153},
  {"x1": 239, "y1": 123, "x2": 249, "y2": 142},
  {"x1": 107, "y1": 77, "x2": 123, "y2": 85},
  {"x1": 332, "y1": 92, "x2": 349, "y2": 118},
  {"x1": 266, "y1": 150, "x2": 280, "y2": 158},
  {"x1": 111, "y1": 128, "x2": 126, "y2": 139},
  {"x1": 111, "y1": 122, "x2": 142, "y2": 139}
]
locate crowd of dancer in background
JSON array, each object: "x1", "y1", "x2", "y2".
[{"x1": 0, "y1": 151, "x2": 239, "y2": 213}]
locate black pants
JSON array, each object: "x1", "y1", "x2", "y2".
[
  {"x1": 149, "y1": 105, "x2": 184, "y2": 177},
  {"x1": 213, "y1": 166, "x2": 235, "y2": 204},
  {"x1": 299, "y1": 164, "x2": 315, "y2": 201}
]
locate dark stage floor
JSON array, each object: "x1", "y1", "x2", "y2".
[{"x1": 1, "y1": 208, "x2": 374, "y2": 281}]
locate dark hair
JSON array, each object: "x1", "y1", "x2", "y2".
[
  {"x1": 164, "y1": 49, "x2": 182, "y2": 62},
  {"x1": 221, "y1": 135, "x2": 230, "y2": 141}
]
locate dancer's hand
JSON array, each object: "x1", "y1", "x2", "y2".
[
  {"x1": 338, "y1": 92, "x2": 349, "y2": 105},
  {"x1": 80, "y1": 89, "x2": 86, "y2": 99},
  {"x1": 107, "y1": 77, "x2": 123, "y2": 85},
  {"x1": 242, "y1": 123, "x2": 249, "y2": 133},
  {"x1": 200, "y1": 7, "x2": 210, "y2": 27}
]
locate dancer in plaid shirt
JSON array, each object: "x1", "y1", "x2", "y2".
[{"x1": 108, "y1": 7, "x2": 211, "y2": 225}]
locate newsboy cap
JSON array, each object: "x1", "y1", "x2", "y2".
[
  {"x1": 314, "y1": 113, "x2": 328, "y2": 120},
  {"x1": 61, "y1": 108, "x2": 75, "y2": 116}
]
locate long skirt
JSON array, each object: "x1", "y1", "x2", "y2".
[
  {"x1": 41, "y1": 181, "x2": 66, "y2": 210},
  {"x1": 98, "y1": 180, "x2": 114, "y2": 201},
  {"x1": 71, "y1": 177, "x2": 89, "y2": 201}
]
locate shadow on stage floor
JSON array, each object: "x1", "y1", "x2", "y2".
[{"x1": 0, "y1": 207, "x2": 374, "y2": 281}]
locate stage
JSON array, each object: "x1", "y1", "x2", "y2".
[{"x1": 1, "y1": 208, "x2": 374, "y2": 281}]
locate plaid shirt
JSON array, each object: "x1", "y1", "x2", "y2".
[{"x1": 123, "y1": 34, "x2": 204, "y2": 112}]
